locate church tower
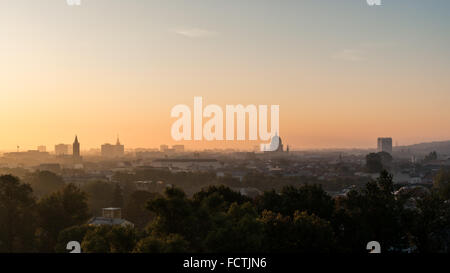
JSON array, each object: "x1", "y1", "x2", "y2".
[
  {"x1": 73, "y1": 135, "x2": 80, "y2": 158},
  {"x1": 115, "y1": 135, "x2": 125, "y2": 157}
]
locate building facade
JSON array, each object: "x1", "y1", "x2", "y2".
[
  {"x1": 101, "y1": 138, "x2": 125, "y2": 158},
  {"x1": 73, "y1": 135, "x2": 81, "y2": 162},
  {"x1": 55, "y1": 144, "x2": 70, "y2": 155},
  {"x1": 377, "y1": 137, "x2": 393, "y2": 154}
]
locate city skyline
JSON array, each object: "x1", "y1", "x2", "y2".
[
  {"x1": 1, "y1": 0, "x2": 450, "y2": 150},
  {"x1": 1, "y1": 0, "x2": 450, "y2": 258},
  {"x1": 2, "y1": 134, "x2": 448, "y2": 153}
]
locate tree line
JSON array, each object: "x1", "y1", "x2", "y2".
[{"x1": 0, "y1": 169, "x2": 449, "y2": 253}]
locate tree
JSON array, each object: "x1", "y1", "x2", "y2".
[
  {"x1": 193, "y1": 185, "x2": 251, "y2": 213},
  {"x1": 258, "y1": 210, "x2": 292, "y2": 252},
  {"x1": 0, "y1": 175, "x2": 36, "y2": 252},
  {"x1": 107, "y1": 225, "x2": 137, "y2": 253},
  {"x1": 433, "y1": 169, "x2": 450, "y2": 200},
  {"x1": 410, "y1": 192, "x2": 450, "y2": 252},
  {"x1": 424, "y1": 151, "x2": 438, "y2": 162},
  {"x1": 111, "y1": 184, "x2": 124, "y2": 208},
  {"x1": 146, "y1": 187, "x2": 194, "y2": 236},
  {"x1": 334, "y1": 171, "x2": 406, "y2": 252},
  {"x1": 376, "y1": 170, "x2": 395, "y2": 194},
  {"x1": 204, "y1": 202, "x2": 263, "y2": 252},
  {"x1": 134, "y1": 233, "x2": 189, "y2": 253},
  {"x1": 55, "y1": 225, "x2": 91, "y2": 253},
  {"x1": 25, "y1": 171, "x2": 65, "y2": 199},
  {"x1": 36, "y1": 184, "x2": 90, "y2": 252},
  {"x1": 124, "y1": 191, "x2": 159, "y2": 229},
  {"x1": 146, "y1": 187, "x2": 210, "y2": 251},
  {"x1": 290, "y1": 211, "x2": 335, "y2": 252},
  {"x1": 254, "y1": 190, "x2": 283, "y2": 214},
  {"x1": 81, "y1": 225, "x2": 138, "y2": 253},
  {"x1": 258, "y1": 210, "x2": 335, "y2": 253},
  {"x1": 366, "y1": 152, "x2": 392, "y2": 173},
  {"x1": 81, "y1": 226, "x2": 111, "y2": 253},
  {"x1": 255, "y1": 185, "x2": 335, "y2": 220},
  {"x1": 82, "y1": 181, "x2": 115, "y2": 216},
  {"x1": 120, "y1": 181, "x2": 137, "y2": 205}
]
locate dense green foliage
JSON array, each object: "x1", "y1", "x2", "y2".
[
  {"x1": 25, "y1": 171, "x2": 65, "y2": 199},
  {"x1": 0, "y1": 169, "x2": 449, "y2": 253}
]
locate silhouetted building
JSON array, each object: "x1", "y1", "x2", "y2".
[
  {"x1": 73, "y1": 135, "x2": 81, "y2": 159},
  {"x1": 3, "y1": 150, "x2": 50, "y2": 161},
  {"x1": 87, "y1": 208, "x2": 134, "y2": 227},
  {"x1": 263, "y1": 133, "x2": 287, "y2": 154},
  {"x1": 151, "y1": 158, "x2": 221, "y2": 170},
  {"x1": 173, "y1": 145, "x2": 185, "y2": 152},
  {"x1": 37, "y1": 145, "x2": 46, "y2": 153},
  {"x1": 103, "y1": 207, "x2": 122, "y2": 219},
  {"x1": 55, "y1": 144, "x2": 70, "y2": 155},
  {"x1": 377, "y1": 137, "x2": 393, "y2": 154},
  {"x1": 101, "y1": 138, "x2": 125, "y2": 158},
  {"x1": 38, "y1": 163, "x2": 61, "y2": 173},
  {"x1": 160, "y1": 144, "x2": 169, "y2": 152}
]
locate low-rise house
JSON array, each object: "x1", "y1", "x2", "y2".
[{"x1": 87, "y1": 208, "x2": 134, "y2": 228}]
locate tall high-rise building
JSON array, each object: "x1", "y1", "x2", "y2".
[
  {"x1": 37, "y1": 145, "x2": 46, "y2": 153},
  {"x1": 73, "y1": 135, "x2": 80, "y2": 158},
  {"x1": 377, "y1": 137, "x2": 393, "y2": 154}
]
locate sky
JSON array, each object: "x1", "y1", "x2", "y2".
[{"x1": 0, "y1": 0, "x2": 450, "y2": 151}]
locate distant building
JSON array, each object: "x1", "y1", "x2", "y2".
[
  {"x1": 377, "y1": 137, "x2": 393, "y2": 154},
  {"x1": 55, "y1": 144, "x2": 70, "y2": 156},
  {"x1": 37, "y1": 145, "x2": 46, "y2": 153},
  {"x1": 87, "y1": 208, "x2": 134, "y2": 227},
  {"x1": 263, "y1": 133, "x2": 288, "y2": 154},
  {"x1": 234, "y1": 187, "x2": 263, "y2": 198},
  {"x1": 134, "y1": 180, "x2": 166, "y2": 192},
  {"x1": 101, "y1": 138, "x2": 125, "y2": 158},
  {"x1": 158, "y1": 144, "x2": 175, "y2": 154},
  {"x1": 160, "y1": 144, "x2": 169, "y2": 152},
  {"x1": 3, "y1": 150, "x2": 50, "y2": 161},
  {"x1": 135, "y1": 150, "x2": 162, "y2": 159},
  {"x1": 72, "y1": 135, "x2": 82, "y2": 163},
  {"x1": 101, "y1": 144, "x2": 115, "y2": 157},
  {"x1": 38, "y1": 163, "x2": 61, "y2": 173},
  {"x1": 73, "y1": 135, "x2": 80, "y2": 158},
  {"x1": 172, "y1": 145, "x2": 185, "y2": 152},
  {"x1": 151, "y1": 158, "x2": 221, "y2": 171},
  {"x1": 103, "y1": 207, "x2": 122, "y2": 219}
]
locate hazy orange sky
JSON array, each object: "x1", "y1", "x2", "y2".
[{"x1": 1, "y1": 0, "x2": 450, "y2": 151}]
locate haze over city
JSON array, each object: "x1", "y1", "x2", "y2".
[
  {"x1": 1, "y1": 0, "x2": 450, "y2": 151},
  {"x1": 1, "y1": 0, "x2": 450, "y2": 259}
]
